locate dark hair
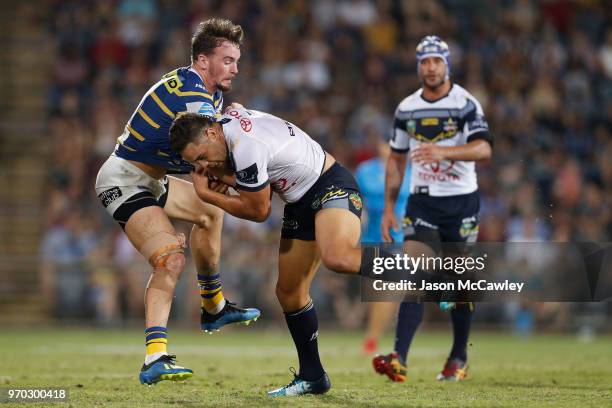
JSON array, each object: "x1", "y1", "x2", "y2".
[
  {"x1": 169, "y1": 112, "x2": 215, "y2": 154},
  {"x1": 191, "y1": 18, "x2": 244, "y2": 61}
]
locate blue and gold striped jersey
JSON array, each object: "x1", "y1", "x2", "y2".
[{"x1": 114, "y1": 66, "x2": 223, "y2": 173}]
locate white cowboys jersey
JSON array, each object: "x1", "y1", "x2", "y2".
[
  {"x1": 390, "y1": 84, "x2": 491, "y2": 197},
  {"x1": 220, "y1": 108, "x2": 326, "y2": 203}
]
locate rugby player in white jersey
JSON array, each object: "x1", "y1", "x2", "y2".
[
  {"x1": 169, "y1": 107, "x2": 374, "y2": 396},
  {"x1": 372, "y1": 36, "x2": 492, "y2": 383}
]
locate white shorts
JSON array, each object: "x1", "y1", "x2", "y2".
[{"x1": 95, "y1": 155, "x2": 168, "y2": 226}]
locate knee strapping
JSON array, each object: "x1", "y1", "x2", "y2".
[{"x1": 140, "y1": 231, "x2": 187, "y2": 267}]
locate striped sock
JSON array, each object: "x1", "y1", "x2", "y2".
[
  {"x1": 198, "y1": 273, "x2": 226, "y2": 314},
  {"x1": 145, "y1": 326, "x2": 167, "y2": 365}
]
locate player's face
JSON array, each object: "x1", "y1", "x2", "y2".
[
  {"x1": 181, "y1": 125, "x2": 228, "y2": 170},
  {"x1": 419, "y1": 56, "x2": 446, "y2": 89},
  {"x1": 201, "y1": 41, "x2": 240, "y2": 93}
]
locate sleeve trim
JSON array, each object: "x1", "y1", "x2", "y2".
[
  {"x1": 466, "y1": 131, "x2": 493, "y2": 147},
  {"x1": 235, "y1": 179, "x2": 270, "y2": 192},
  {"x1": 390, "y1": 146, "x2": 410, "y2": 154}
]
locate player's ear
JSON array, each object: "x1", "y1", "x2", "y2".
[
  {"x1": 203, "y1": 125, "x2": 222, "y2": 143},
  {"x1": 211, "y1": 124, "x2": 224, "y2": 142},
  {"x1": 195, "y1": 53, "x2": 208, "y2": 70},
  {"x1": 204, "y1": 126, "x2": 216, "y2": 141}
]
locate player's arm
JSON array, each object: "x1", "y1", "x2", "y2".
[
  {"x1": 384, "y1": 151, "x2": 408, "y2": 212},
  {"x1": 192, "y1": 167, "x2": 271, "y2": 222},
  {"x1": 382, "y1": 151, "x2": 408, "y2": 242},
  {"x1": 413, "y1": 96, "x2": 492, "y2": 164},
  {"x1": 195, "y1": 136, "x2": 272, "y2": 222},
  {"x1": 382, "y1": 111, "x2": 411, "y2": 242},
  {"x1": 411, "y1": 139, "x2": 492, "y2": 164},
  {"x1": 207, "y1": 166, "x2": 238, "y2": 187}
]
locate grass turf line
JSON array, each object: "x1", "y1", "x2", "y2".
[{"x1": 1, "y1": 329, "x2": 611, "y2": 407}]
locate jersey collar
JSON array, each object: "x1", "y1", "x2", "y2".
[
  {"x1": 420, "y1": 82, "x2": 454, "y2": 103},
  {"x1": 188, "y1": 66, "x2": 210, "y2": 92}
]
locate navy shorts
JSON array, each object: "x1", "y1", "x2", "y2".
[
  {"x1": 403, "y1": 190, "x2": 480, "y2": 254},
  {"x1": 281, "y1": 162, "x2": 363, "y2": 241}
]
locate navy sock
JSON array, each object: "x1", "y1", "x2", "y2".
[
  {"x1": 284, "y1": 300, "x2": 324, "y2": 381},
  {"x1": 449, "y1": 303, "x2": 473, "y2": 362},
  {"x1": 394, "y1": 302, "x2": 424, "y2": 364}
]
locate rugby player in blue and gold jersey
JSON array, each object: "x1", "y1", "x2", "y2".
[{"x1": 95, "y1": 18, "x2": 260, "y2": 385}]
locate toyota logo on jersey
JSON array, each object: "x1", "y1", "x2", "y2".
[{"x1": 429, "y1": 160, "x2": 455, "y2": 173}]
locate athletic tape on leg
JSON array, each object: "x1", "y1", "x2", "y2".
[{"x1": 140, "y1": 231, "x2": 187, "y2": 267}]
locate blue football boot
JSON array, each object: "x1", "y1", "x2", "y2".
[
  {"x1": 438, "y1": 301, "x2": 474, "y2": 311},
  {"x1": 139, "y1": 354, "x2": 193, "y2": 385},
  {"x1": 201, "y1": 300, "x2": 261, "y2": 333},
  {"x1": 267, "y1": 368, "x2": 331, "y2": 397}
]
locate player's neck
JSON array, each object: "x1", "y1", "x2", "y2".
[
  {"x1": 191, "y1": 63, "x2": 218, "y2": 94},
  {"x1": 421, "y1": 80, "x2": 451, "y2": 102}
]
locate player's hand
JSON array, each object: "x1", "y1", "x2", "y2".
[
  {"x1": 381, "y1": 208, "x2": 399, "y2": 243},
  {"x1": 207, "y1": 166, "x2": 237, "y2": 187},
  {"x1": 224, "y1": 102, "x2": 244, "y2": 113},
  {"x1": 208, "y1": 176, "x2": 229, "y2": 194},
  {"x1": 191, "y1": 166, "x2": 212, "y2": 201},
  {"x1": 411, "y1": 143, "x2": 445, "y2": 164}
]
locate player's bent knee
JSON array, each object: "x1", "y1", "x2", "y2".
[
  {"x1": 275, "y1": 284, "x2": 291, "y2": 301},
  {"x1": 208, "y1": 204, "x2": 224, "y2": 220},
  {"x1": 320, "y1": 252, "x2": 353, "y2": 274},
  {"x1": 140, "y1": 231, "x2": 187, "y2": 272},
  {"x1": 150, "y1": 252, "x2": 185, "y2": 283},
  {"x1": 319, "y1": 245, "x2": 354, "y2": 274},
  {"x1": 160, "y1": 252, "x2": 186, "y2": 278},
  {"x1": 193, "y1": 214, "x2": 211, "y2": 229},
  {"x1": 275, "y1": 283, "x2": 303, "y2": 303},
  {"x1": 193, "y1": 208, "x2": 223, "y2": 230},
  {"x1": 275, "y1": 285, "x2": 309, "y2": 310}
]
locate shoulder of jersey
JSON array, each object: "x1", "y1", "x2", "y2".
[
  {"x1": 219, "y1": 113, "x2": 236, "y2": 126},
  {"x1": 170, "y1": 67, "x2": 212, "y2": 95},
  {"x1": 218, "y1": 113, "x2": 244, "y2": 135},
  {"x1": 396, "y1": 89, "x2": 423, "y2": 111},
  {"x1": 449, "y1": 83, "x2": 476, "y2": 103}
]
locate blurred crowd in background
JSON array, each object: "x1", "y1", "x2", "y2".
[{"x1": 41, "y1": 0, "x2": 611, "y2": 330}]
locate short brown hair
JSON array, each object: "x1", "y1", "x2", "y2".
[
  {"x1": 191, "y1": 18, "x2": 244, "y2": 61},
  {"x1": 169, "y1": 112, "x2": 215, "y2": 154}
]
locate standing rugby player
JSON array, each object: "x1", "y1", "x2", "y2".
[{"x1": 373, "y1": 36, "x2": 492, "y2": 382}]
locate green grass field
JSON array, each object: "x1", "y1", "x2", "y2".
[{"x1": 1, "y1": 328, "x2": 611, "y2": 407}]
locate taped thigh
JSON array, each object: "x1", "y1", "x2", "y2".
[{"x1": 140, "y1": 231, "x2": 187, "y2": 267}]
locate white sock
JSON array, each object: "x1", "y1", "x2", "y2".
[
  {"x1": 208, "y1": 298, "x2": 226, "y2": 315},
  {"x1": 144, "y1": 352, "x2": 168, "y2": 365}
]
